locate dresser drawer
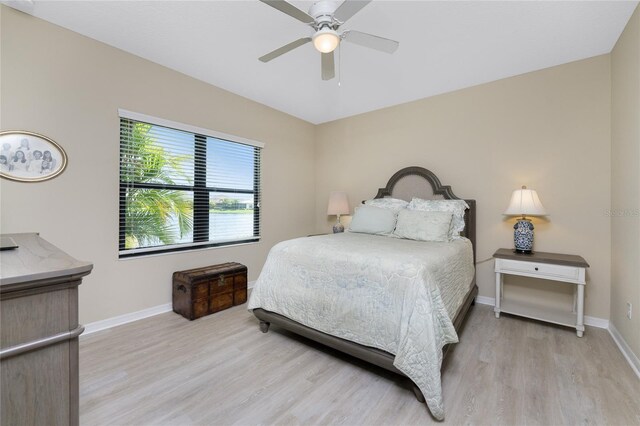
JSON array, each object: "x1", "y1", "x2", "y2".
[{"x1": 495, "y1": 258, "x2": 581, "y2": 282}]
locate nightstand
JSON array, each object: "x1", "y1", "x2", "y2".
[{"x1": 493, "y1": 248, "x2": 589, "y2": 337}]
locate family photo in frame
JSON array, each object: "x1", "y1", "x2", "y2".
[{"x1": 0, "y1": 131, "x2": 67, "y2": 182}]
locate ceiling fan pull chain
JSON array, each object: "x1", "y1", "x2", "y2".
[{"x1": 338, "y1": 43, "x2": 342, "y2": 87}]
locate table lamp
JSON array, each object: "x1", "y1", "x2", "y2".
[
  {"x1": 327, "y1": 191, "x2": 350, "y2": 233},
  {"x1": 503, "y1": 186, "x2": 547, "y2": 253}
]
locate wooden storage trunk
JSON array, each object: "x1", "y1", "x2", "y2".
[{"x1": 173, "y1": 262, "x2": 247, "y2": 320}]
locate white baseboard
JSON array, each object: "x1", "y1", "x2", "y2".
[
  {"x1": 608, "y1": 323, "x2": 640, "y2": 379},
  {"x1": 475, "y1": 295, "x2": 495, "y2": 306},
  {"x1": 82, "y1": 280, "x2": 257, "y2": 337},
  {"x1": 584, "y1": 315, "x2": 610, "y2": 329},
  {"x1": 83, "y1": 303, "x2": 172, "y2": 337},
  {"x1": 474, "y1": 296, "x2": 609, "y2": 329}
]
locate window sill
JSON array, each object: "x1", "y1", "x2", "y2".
[{"x1": 117, "y1": 239, "x2": 261, "y2": 260}]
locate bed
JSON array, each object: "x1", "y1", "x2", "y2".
[{"x1": 248, "y1": 166, "x2": 477, "y2": 420}]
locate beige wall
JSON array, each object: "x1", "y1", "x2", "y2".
[
  {"x1": 315, "y1": 56, "x2": 612, "y2": 320},
  {"x1": 611, "y1": 5, "x2": 640, "y2": 357},
  {"x1": 0, "y1": 7, "x2": 316, "y2": 324}
]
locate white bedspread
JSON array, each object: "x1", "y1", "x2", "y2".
[{"x1": 247, "y1": 233, "x2": 475, "y2": 420}]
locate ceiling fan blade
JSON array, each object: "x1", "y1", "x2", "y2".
[
  {"x1": 259, "y1": 37, "x2": 312, "y2": 62},
  {"x1": 259, "y1": 0, "x2": 315, "y2": 24},
  {"x1": 343, "y1": 30, "x2": 399, "y2": 54},
  {"x1": 333, "y1": 0, "x2": 372, "y2": 24},
  {"x1": 321, "y1": 52, "x2": 335, "y2": 81}
]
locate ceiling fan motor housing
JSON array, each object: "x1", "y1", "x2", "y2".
[{"x1": 309, "y1": 0, "x2": 342, "y2": 30}]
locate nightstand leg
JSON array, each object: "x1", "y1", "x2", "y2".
[
  {"x1": 576, "y1": 284, "x2": 585, "y2": 337},
  {"x1": 494, "y1": 272, "x2": 501, "y2": 318}
]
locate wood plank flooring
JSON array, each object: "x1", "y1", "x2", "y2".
[{"x1": 79, "y1": 304, "x2": 640, "y2": 425}]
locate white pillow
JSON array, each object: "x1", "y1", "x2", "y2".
[
  {"x1": 364, "y1": 197, "x2": 409, "y2": 213},
  {"x1": 348, "y1": 205, "x2": 397, "y2": 235},
  {"x1": 407, "y1": 198, "x2": 469, "y2": 238},
  {"x1": 393, "y1": 210, "x2": 453, "y2": 242}
]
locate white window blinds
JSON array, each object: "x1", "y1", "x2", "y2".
[{"x1": 118, "y1": 111, "x2": 262, "y2": 257}]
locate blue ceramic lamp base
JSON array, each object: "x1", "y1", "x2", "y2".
[{"x1": 513, "y1": 218, "x2": 534, "y2": 254}]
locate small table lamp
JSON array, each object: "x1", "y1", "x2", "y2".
[
  {"x1": 327, "y1": 191, "x2": 350, "y2": 233},
  {"x1": 503, "y1": 186, "x2": 547, "y2": 253}
]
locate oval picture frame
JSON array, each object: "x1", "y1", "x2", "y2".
[{"x1": 0, "y1": 130, "x2": 68, "y2": 182}]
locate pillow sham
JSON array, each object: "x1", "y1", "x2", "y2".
[
  {"x1": 393, "y1": 210, "x2": 453, "y2": 242},
  {"x1": 407, "y1": 198, "x2": 469, "y2": 238},
  {"x1": 364, "y1": 197, "x2": 409, "y2": 213},
  {"x1": 348, "y1": 205, "x2": 397, "y2": 235}
]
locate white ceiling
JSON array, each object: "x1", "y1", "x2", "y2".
[{"x1": 8, "y1": 0, "x2": 638, "y2": 124}]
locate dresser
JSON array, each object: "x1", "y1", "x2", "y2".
[{"x1": 0, "y1": 233, "x2": 92, "y2": 426}]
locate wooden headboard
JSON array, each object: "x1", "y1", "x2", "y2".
[{"x1": 371, "y1": 166, "x2": 476, "y2": 262}]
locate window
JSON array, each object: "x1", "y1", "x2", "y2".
[{"x1": 118, "y1": 110, "x2": 263, "y2": 258}]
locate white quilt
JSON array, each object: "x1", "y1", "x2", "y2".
[{"x1": 247, "y1": 232, "x2": 475, "y2": 420}]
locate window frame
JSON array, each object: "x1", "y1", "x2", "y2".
[{"x1": 118, "y1": 109, "x2": 264, "y2": 259}]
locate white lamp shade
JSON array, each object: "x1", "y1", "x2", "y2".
[
  {"x1": 327, "y1": 191, "x2": 350, "y2": 216},
  {"x1": 313, "y1": 28, "x2": 340, "y2": 53},
  {"x1": 503, "y1": 187, "x2": 547, "y2": 216}
]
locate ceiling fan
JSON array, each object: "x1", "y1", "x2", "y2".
[{"x1": 258, "y1": 0, "x2": 399, "y2": 81}]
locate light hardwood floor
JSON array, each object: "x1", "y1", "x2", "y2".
[{"x1": 79, "y1": 304, "x2": 640, "y2": 425}]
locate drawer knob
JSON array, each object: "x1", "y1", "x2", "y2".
[{"x1": 535, "y1": 267, "x2": 539, "y2": 271}]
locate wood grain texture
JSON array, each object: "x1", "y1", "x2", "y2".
[
  {"x1": 79, "y1": 304, "x2": 640, "y2": 425},
  {"x1": 1, "y1": 288, "x2": 70, "y2": 347},
  {"x1": 493, "y1": 248, "x2": 589, "y2": 268},
  {"x1": 0, "y1": 233, "x2": 92, "y2": 286},
  {"x1": 2, "y1": 343, "x2": 71, "y2": 425}
]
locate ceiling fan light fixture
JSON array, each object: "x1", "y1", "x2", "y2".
[{"x1": 313, "y1": 28, "x2": 340, "y2": 53}]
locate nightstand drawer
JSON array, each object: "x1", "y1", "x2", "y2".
[{"x1": 495, "y1": 258, "x2": 580, "y2": 281}]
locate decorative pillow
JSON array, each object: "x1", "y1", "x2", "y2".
[
  {"x1": 393, "y1": 210, "x2": 453, "y2": 242},
  {"x1": 364, "y1": 197, "x2": 409, "y2": 213},
  {"x1": 407, "y1": 198, "x2": 469, "y2": 238},
  {"x1": 348, "y1": 205, "x2": 397, "y2": 235}
]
